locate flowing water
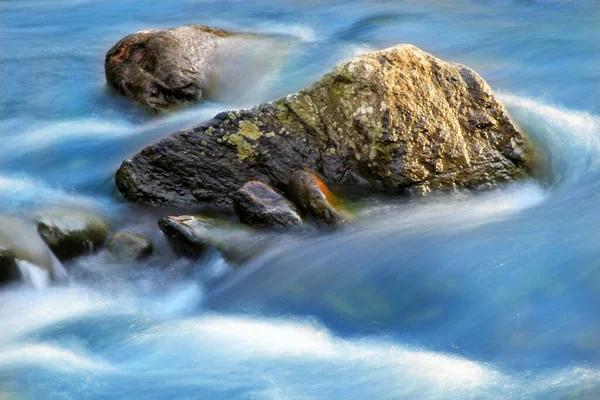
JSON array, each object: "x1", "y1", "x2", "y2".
[{"x1": 1, "y1": 0, "x2": 600, "y2": 398}]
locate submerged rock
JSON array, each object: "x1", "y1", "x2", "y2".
[
  {"x1": 158, "y1": 215, "x2": 270, "y2": 263},
  {"x1": 232, "y1": 181, "x2": 302, "y2": 228},
  {"x1": 35, "y1": 210, "x2": 111, "y2": 261},
  {"x1": 288, "y1": 171, "x2": 346, "y2": 226},
  {"x1": 0, "y1": 216, "x2": 66, "y2": 284},
  {"x1": 116, "y1": 44, "x2": 532, "y2": 208},
  {"x1": 105, "y1": 25, "x2": 230, "y2": 110},
  {"x1": 105, "y1": 232, "x2": 153, "y2": 262}
]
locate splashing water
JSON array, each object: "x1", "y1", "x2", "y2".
[{"x1": 15, "y1": 261, "x2": 50, "y2": 290}]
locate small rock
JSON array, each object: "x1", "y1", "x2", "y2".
[
  {"x1": 105, "y1": 232, "x2": 153, "y2": 262},
  {"x1": 34, "y1": 210, "x2": 111, "y2": 261},
  {"x1": 158, "y1": 215, "x2": 270, "y2": 264},
  {"x1": 0, "y1": 216, "x2": 66, "y2": 284},
  {"x1": 288, "y1": 171, "x2": 346, "y2": 226},
  {"x1": 232, "y1": 181, "x2": 302, "y2": 228}
]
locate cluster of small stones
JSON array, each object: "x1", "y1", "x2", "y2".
[
  {"x1": 157, "y1": 170, "x2": 348, "y2": 262},
  {"x1": 0, "y1": 211, "x2": 154, "y2": 286}
]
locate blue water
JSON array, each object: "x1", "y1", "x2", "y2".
[{"x1": 2, "y1": 0, "x2": 600, "y2": 398}]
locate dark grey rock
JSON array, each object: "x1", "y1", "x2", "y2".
[
  {"x1": 158, "y1": 215, "x2": 271, "y2": 264},
  {"x1": 0, "y1": 247, "x2": 19, "y2": 286},
  {"x1": 232, "y1": 181, "x2": 302, "y2": 228}
]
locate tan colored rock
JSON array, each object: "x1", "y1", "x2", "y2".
[{"x1": 116, "y1": 44, "x2": 531, "y2": 207}]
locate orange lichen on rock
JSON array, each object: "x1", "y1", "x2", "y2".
[
  {"x1": 110, "y1": 43, "x2": 131, "y2": 64},
  {"x1": 288, "y1": 170, "x2": 347, "y2": 226}
]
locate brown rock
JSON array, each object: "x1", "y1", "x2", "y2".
[
  {"x1": 105, "y1": 25, "x2": 229, "y2": 110},
  {"x1": 288, "y1": 171, "x2": 345, "y2": 226}
]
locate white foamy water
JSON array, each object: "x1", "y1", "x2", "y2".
[
  {"x1": 355, "y1": 180, "x2": 548, "y2": 236},
  {"x1": 0, "y1": 286, "x2": 598, "y2": 399},
  {"x1": 15, "y1": 260, "x2": 50, "y2": 290},
  {"x1": 502, "y1": 93, "x2": 600, "y2": 186}
]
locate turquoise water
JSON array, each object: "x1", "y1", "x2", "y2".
[{"x1": 1, "y1": 0, "x2": 600, "y2": 398}]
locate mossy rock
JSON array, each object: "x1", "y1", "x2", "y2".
[{"x1": 117, "y1": 44, "x2": 532, "y2": 208}]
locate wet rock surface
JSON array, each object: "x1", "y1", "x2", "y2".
[
  {"x1": 35, "y1": 210, "x2": 111, "y2": 261},
  {"x1": 288, "y1": 171, "x2": 346, "y2": 226},
  {"x1": 232, "y1": 181, "x2": 302, "y2": 228},
  {"x1": 158, "y1": 215, "x2": 272, "y2": 264},
  {"x1": 116, "y1": 44, "x2": 532, "y2": 208},
  {"x1": 105, "y1": 232, "x2": 153, "y2": 262},
  {"x1": 105, "y1": 25, "x2": 230, "y2": 110}
]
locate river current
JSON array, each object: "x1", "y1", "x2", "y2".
[{"x1": 1, "y1": 0, "x2": 600, "y2": 398}]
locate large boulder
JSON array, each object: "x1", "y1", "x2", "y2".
[
  {"x1": 105, "y1": 25, "x2": 230, "y2": 110},
  {"x1": 232, "y1": 181, "x2": 302, "y2": 228},
  {"x1": 288, "y1": 171, "x2": 346, "y2": 226},
  {"x1": 116, "y1": 44, "x2": 532, "y2": 208},
  {"x1": 34, "y1": 210, "x2": 111, "y2": 261},
  {"x1": 158, "y1": 215, "x2": 272, "y2": 263}
]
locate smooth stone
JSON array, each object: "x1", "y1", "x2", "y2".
[
  {"x1": 105, "y1": 232, "x2": 153, "y2": 262},
  {"x1": 105, "y1": 25, "x2": 230, "y2": 110},
  {"x1": 288, "y1": 170, "x2": 346, "y2": 226},
  {"x1": 232, "y1": 181, "x2": 302, "y2": 228},
  {"x1": 158, "y1": 215, "x2": 271, "y2": 264}
]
